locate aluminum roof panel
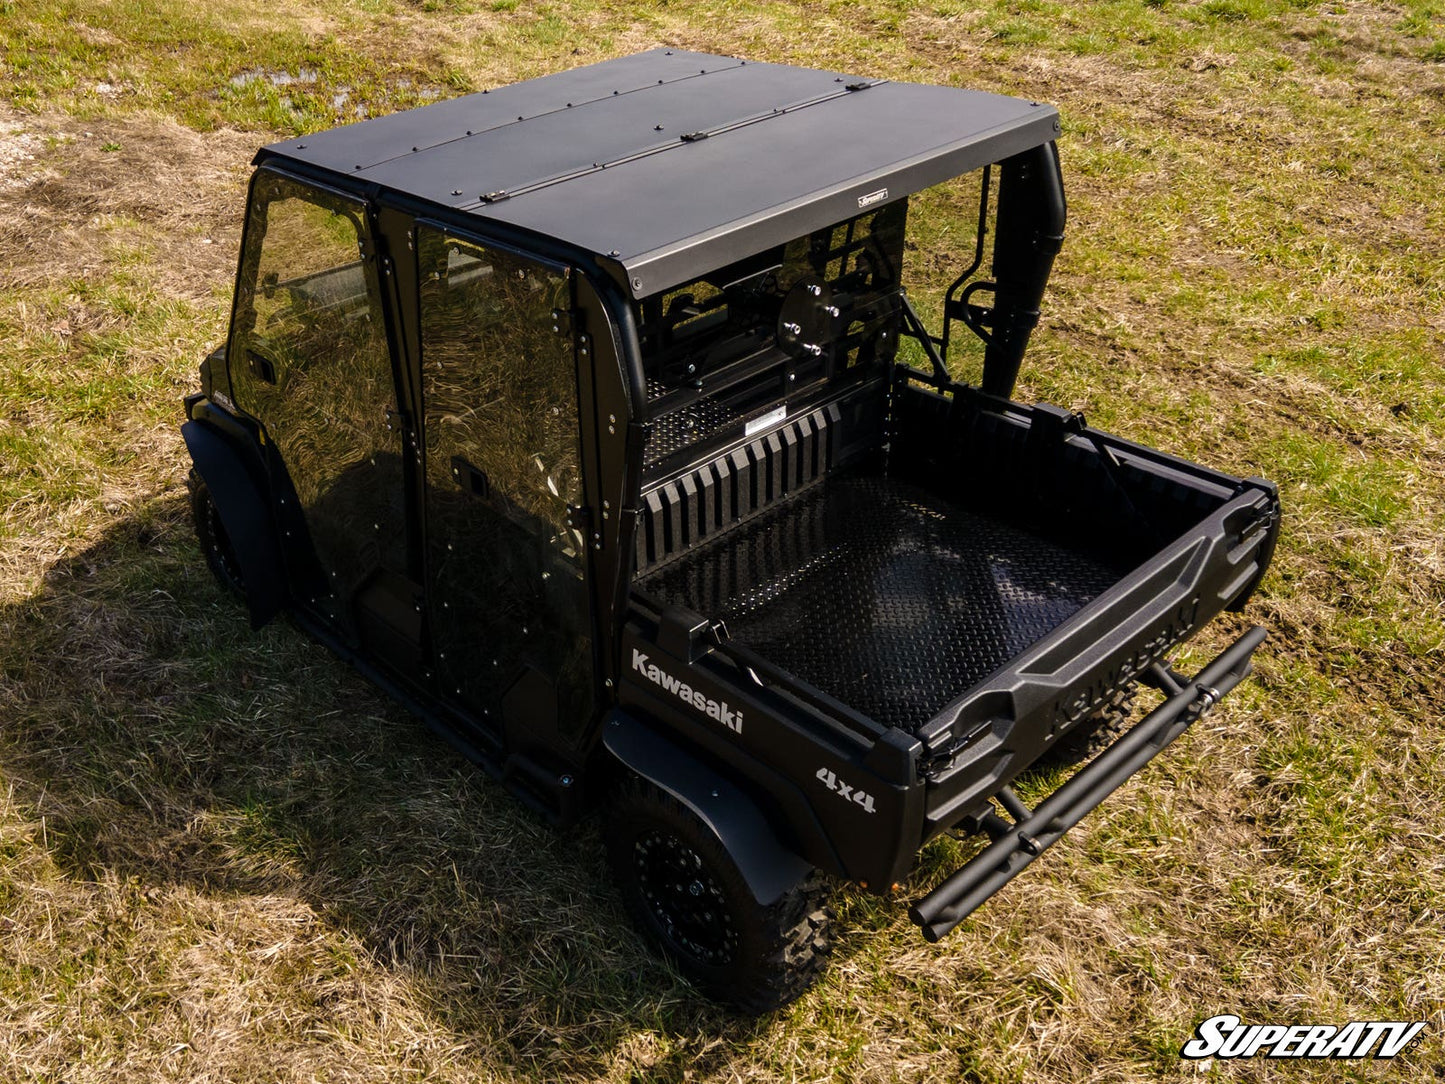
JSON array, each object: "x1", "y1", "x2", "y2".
[{"x1": 260, "y1": 49, "x2": 1059, "y2": 297}]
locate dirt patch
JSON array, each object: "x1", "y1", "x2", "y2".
[{"x1": 0, "y1": 110, "x2": 255, "y2": 297}]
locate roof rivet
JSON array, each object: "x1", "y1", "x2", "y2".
[
  {"x1": 609, "y1": 249, "x2": 620, "y2": 256},
  {"x1": 665, "y1": 50, "x2": 672, "y2": 55},
  {"x1": 612, "y1": 90, "x2": 619, "y2": 95},
  {"x1": 296, "y1": 143, "x2": 306, "y2": 149},
  {"x1": 466, "y1": 129, "x2": 473, "y2": 135},
  {"x1": 354, "y1": 164, "x2": 361, "y2": 170},
  {"x1": 452, "y1": 189, "x2": 463, "y2": 196},
  {"x1": 657, "y1": 79, "x2": 664, "y2": 84},
  {"x1": 518, "y1": 115, "x2": 524, "y2": 120},
  {"x1": 654, "y1": 124, "x2": 663, "y2": 131},
  {"x1": 412, "y1": 146, "x2": 419, "y2": 152},
  {"x1": 632, "y1": 277, "x2": 642, "y2": 289},
  {"x1": 482, "y1": 89, "x2": 488, "y2": 94},
  {"x1": 566, "y1": 102, "x2": 572, "y2": 107}
]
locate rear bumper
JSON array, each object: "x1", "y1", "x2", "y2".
[{"x1": 909, "y1": 625, "x2": 1266, "y2": 942}]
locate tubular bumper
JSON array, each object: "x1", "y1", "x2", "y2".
[{"x1": 910, "y1": 625, "x2": 1267, "y2": 942}]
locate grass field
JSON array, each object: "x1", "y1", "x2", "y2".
[{"x1": 1, "y1": 0, "x2": 1443, "y2": 1080}]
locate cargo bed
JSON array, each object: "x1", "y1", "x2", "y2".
[
  {"x1": 630, "y1": 375, "x2": 1280, "y2": 793},
  {"x1": 640, "y1": 468, "x2": 1126, "y2": 733}
]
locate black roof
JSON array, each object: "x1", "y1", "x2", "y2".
[{"x1": 260, "y1": 49, "x2": 1059, "y2": 298}]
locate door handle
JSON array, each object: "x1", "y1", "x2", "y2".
[
  {"x1": 246, "y1": 348, "x2": 278, "y2": 385},
  {"x1": 450, "y1": 456, "x2": 490, "y2": 498}
]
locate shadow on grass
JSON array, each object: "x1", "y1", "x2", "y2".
[{"x1": 0, "y1": 490, "x2": 774, "y2": 1079}]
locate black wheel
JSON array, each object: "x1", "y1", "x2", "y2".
[
  {"x1": 189, "y1": 470, "x2": 246, "y2": 601},
  {"x1": 1043, "y1": 684, "x2": 1137, "y2": 767},
  {"x1": 606, "y1": 776, "x2": 832, "y2": 1013}
]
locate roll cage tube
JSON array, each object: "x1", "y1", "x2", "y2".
[{"x1": 974, "y1": 141, "x2": 1067, "y2": 399}]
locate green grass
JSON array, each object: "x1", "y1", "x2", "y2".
[{"x1": 2, "y1": 0, "x2": 1444, "y2": 1080}]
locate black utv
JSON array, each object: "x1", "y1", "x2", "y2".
[{"x1": 182, "y1": 49, "x2": 1280, "y2": 1011}]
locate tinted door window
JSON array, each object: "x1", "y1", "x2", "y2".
[
  {"x1": 228, "y1": 171, "x2": 405, "y2": 631},
  {"x1": 418, "y1": 227, "x2": 592, "y2": 738}
]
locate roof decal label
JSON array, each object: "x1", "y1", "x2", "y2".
[{"x1": 858, "y1": 187, "x2": 889, "y2": 208}]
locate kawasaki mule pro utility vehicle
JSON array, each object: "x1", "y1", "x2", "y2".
[{"x1": 182, "y1": 50, "x2": 1280, "y2": 1010}]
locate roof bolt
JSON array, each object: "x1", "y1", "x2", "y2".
[
  {"x1": 632, "y1": 277, "x2": 642, "y2": 289},
  {"x1": 559, "y1": 775, "x2": 574, "y2": 787},
  {"x1": 609, "y1": 414, "x2": 616, "y2": 424},
  {"x1": 296, "y1": 143, "x2": 306, "y2": 149},
  {"x1": 654, "y1": 124, "x2": 663, "y2": 131},
  {"x1": 609, "y1": 249, "x2": 620, "y2": 257},
  {"x1": 452, "y1": 189, "x2": 463, "y2": 196},
  {"x1": 605, "y1": 678, "x2": 614, "y2": 689}
]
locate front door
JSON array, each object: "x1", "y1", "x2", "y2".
[
  {"x1": 416, "y1": 226, "x2": 594, "y2": 752},
  {"x1": 227, "y1": 169, "x2": 407, "y2": 637}
]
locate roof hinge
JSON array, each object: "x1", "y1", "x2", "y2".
[
  {"x1": 845, "y1": 81, "x2": 872, "y2": 92},
  {"x1": 480, "y1": 190, "x2": 510, "y2": 203},
  {"x1": 679, "y1": 130, "x2": 710, "y2": 142}
]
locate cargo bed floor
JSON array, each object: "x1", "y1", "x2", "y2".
[{"x1": 638, "y1": 472, "x2": 1127, "y2": 732}]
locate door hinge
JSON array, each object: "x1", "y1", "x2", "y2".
[
  {"x1": 566, "y1": 504, "x2": 604, "y2": 551},
  {"x1": 551, "y1": 307, "x2": 579, "y2": 336}
]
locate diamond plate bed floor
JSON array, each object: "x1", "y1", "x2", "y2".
[{"x1": 637, "y1": 471, "x2": 1128, "y2": 733}]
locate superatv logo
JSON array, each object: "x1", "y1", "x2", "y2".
[
  {"x1": 1181, "y1": 1015, "x2": 1426, "y2": 1060},
  {"x1": 631, "y1": 650, "x2": 742, "y2": 733}
]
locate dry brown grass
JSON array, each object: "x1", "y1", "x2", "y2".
[{"x1": 2, "y1": 0, "x2": 1444, "y2": 1080}]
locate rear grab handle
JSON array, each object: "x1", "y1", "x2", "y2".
[{"x1": 910, "y1": 626, "x2": 1268, "y2": 942}]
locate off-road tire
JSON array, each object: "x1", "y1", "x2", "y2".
[
  {"x1": 606, "y1": 776, "x2": 831, "y2": 1013},
  {"x1": 1043, "y1": 684, "x2": 1138, "y2": 767},
  {"x1": 189, "y1": 471, "x2": 246, "y2": 601}
]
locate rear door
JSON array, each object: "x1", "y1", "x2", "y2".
[
  {"x1": 415, "y1": 225, "x2": 594, "y2": 755},
  {"x1": 227, "y1": 168, "x2": 408, "y2": 638}
]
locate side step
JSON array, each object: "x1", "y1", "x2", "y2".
[{"x1": 909, "y1": 626, "x2": 1268, "y2": 942}]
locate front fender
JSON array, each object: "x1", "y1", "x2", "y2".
[{"x1": 182, "y1": 419, "x2": 287, "y2": 628}]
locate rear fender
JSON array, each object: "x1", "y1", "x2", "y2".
[
  {"x1": 603, "y1": 709, "x2": 812, "y2": 906},
  {"x1": 182, "y1": 419, "x2": 287, "y2": 628}
]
